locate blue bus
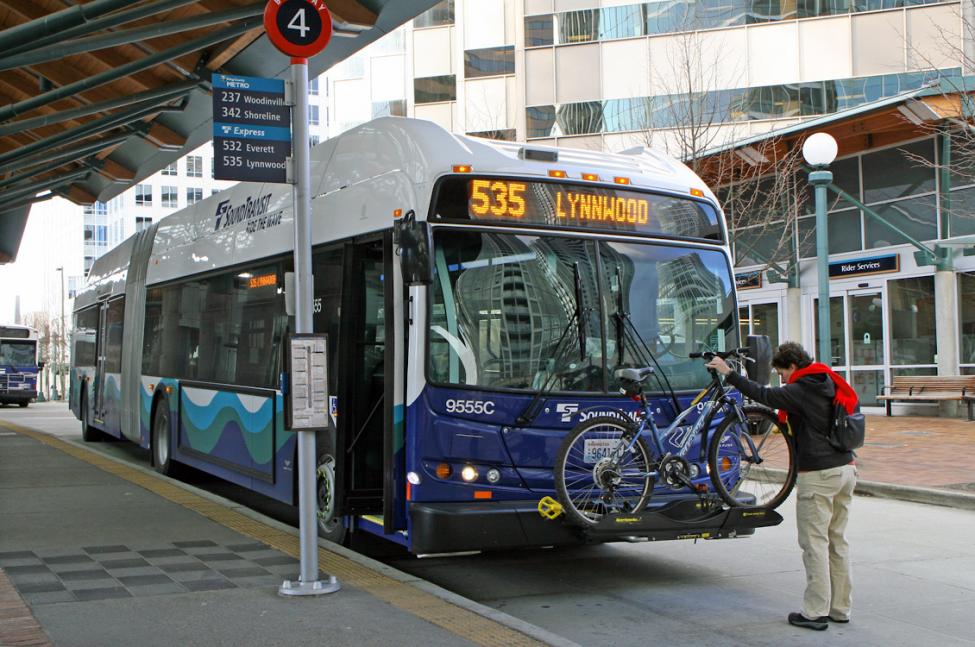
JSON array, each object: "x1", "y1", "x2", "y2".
[
  {"x1": 0, "y1": 325, "x2": 40, "y2": 407},
  {"x1": 70, "y1": 118, "x2": 778, "y2": 554}
]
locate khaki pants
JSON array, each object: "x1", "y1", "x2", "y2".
[{"x1": 796, "y1": 464, "x2": 857, "y2": 620}]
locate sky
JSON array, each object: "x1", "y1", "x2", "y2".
[{"x1": 0, "y1": 197, "x2": 85, "y2": 328}]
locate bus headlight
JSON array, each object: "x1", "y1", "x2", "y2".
[
  {"x1": 486, "y1": 468, "x2": 501, "y2": 484},
  {"x1": 461, "y1": 465, "x2": 478, "y2": 482},
  {"x1": 407, "y1": 471, "x2": 421, "y2": 485}
]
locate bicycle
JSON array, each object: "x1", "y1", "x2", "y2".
[{"x1": 553, "y1": 349, "x2": 797, "y2": 527}]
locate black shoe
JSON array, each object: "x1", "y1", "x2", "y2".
[
  {"x1": 828, "y1": 616, "x2": 850, "y2": 624},
  {"x1": 788, "y1": 612, "x2": 828, "y2": 630}
]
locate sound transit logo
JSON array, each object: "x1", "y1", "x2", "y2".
[{"x1": 213, "y1": 193, "x2": 277, "y2": 232}]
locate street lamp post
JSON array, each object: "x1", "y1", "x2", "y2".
[
  {"x1": 56, "y1": 266, "x2": 65, "y2": 400},
  {"x1": 802, "y1": 133, "x2": 838, "y2": 366}
]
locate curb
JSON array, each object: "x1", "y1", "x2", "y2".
[
  {"x1": 55, "y1": 436, "x2": 580, "y2": 647},
  {"x1": 854, "y1": 478, "x2": 975, "y2": 511}
]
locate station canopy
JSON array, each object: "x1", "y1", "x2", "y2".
[{"x1": 0, "y1": 0, "x2": 440, "y2": 263}]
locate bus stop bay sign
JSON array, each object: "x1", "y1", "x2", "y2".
[
  {"x1": 264, "y1": 0, "x2": 332, "y2": 58},
  {"x1": 212, "y1": 73, "x2": 291, "y2": 183}
]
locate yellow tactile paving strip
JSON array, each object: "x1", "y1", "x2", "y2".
[{"x1": 0, "y1": 420, "x2": 547, "y2": 647}]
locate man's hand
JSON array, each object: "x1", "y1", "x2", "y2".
[{"x1": 706, "y1": 356, "x2": 733, "y2": 376}]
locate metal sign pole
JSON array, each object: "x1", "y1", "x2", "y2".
[{"x1": 279, "y1": 56, "x2": 338, "y2": 597}]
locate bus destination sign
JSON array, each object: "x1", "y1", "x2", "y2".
[
  {"x1": 435, "y1": 177, "x2": 722, "y2": 240},
  {"x1": 212, "y1": 74, "x2": 291, "y2": 183}
]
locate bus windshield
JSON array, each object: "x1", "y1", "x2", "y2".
[
  {"x1": 429, "y1": 230, "x2": 737, "y2": 393},
  {"x1": 0, "y1": 341, "x2": 36, "y2": 368}
]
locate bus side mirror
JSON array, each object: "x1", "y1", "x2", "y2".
[
  {"x1": 746, "y1": 335, "x2": 772, "y2": 384},
  {"x1": 393, "y1": 210, "x2": 433, "y2": 285}
]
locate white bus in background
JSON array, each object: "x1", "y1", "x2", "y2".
[{"x1": 0, "y1": 325, "x2": 40, "y2": 407}]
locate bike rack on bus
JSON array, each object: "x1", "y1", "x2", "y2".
[{"x1": 578, "y1": 499, "x2": 783, "y2": 542}]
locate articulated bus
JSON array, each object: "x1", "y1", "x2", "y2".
[
  {"x1": 1, "y1": 325, "x2": 40, "y2": 407},
  {"x1": 71, "y1": 117, "x2": 778, "y2": 554}
]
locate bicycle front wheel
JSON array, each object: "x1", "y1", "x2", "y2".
[
  {"x1": 708, "y1": 407, "x2": 796, "y2": 510},
  {"x1": 554, "y1": 416, "x2": 654, "y2": 527}
]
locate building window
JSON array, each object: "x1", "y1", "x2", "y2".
[
  {"x1": 961, "y1": 273, "x2": 975, "y2": 371},
  {"x1": 309, "y1": 104, "x2": 320, "y2": 126},
  {"x1": 524, "y1": 14, "x2": 554, "y2": 47},
  {"x1": 161, "y1": 185, "x2": 178, "y2": 208},
  {"x1": 415, "y1": 75, "x2": 456, "y2": 104},
  {"x1": 309, "y1": 77, "x2": 319, "y2": 95},
  {"x1": 83, "y1": 201, "x2": 107, "y2": 218},
  {"x1": 186, "y1": 155, "x2": 203, "y2": 178},
  {"x1": 136, "y1": 216, "x2": 152, "y2": 232},
  {"x1": 415, "y1": 0, "x2": 453, "y2": 28},
  {"x1": 135, "y1": 184, "x2": 152, "y2": 206},
  {"x1": 371, "y1": 100, "x2": 406, "y2": 119},
  {"x1": 465, "y1": 46, "x2": 515, "y2": 79},
  {"x1": 467, "y1": 129, "x2": 517, "y2": 142},
  {"x1": 186, "y1": 187, "x2": 203, "y2": 205},
  {"x1": 161, "y1": 163, "x2": 177, "y2": 176},
  {"x1": 526, "y1": 69, "x2": 959, "y2": 138},
  {"x1": 888, "y1": 276, "x2": 936, "y2": 366}
]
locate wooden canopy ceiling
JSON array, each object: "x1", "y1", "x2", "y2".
[{"x1": 0, "y1": 0, "x2": 439, "y2": 263}]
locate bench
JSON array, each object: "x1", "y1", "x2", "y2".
[{"x1": 876, "y1": 375, "x2": 975, "y2": 420}]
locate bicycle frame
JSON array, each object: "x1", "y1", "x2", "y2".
[{"x1": 619, "y1": 370, "x2": 751, "y2": 481}]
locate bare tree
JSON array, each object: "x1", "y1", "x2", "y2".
[{"x1": 638, "y1": 30, "x2": 811, "y2": 273}]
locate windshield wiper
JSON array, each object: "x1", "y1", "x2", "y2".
[
  {"x1": 613, "y1": 265, "x2": 682, "y2": 416},
  {"x1": 515, "y1": 262, "x2": 589, "y2": 426}
]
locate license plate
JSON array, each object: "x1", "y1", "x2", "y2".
[{"x1": 583, "y1": 438, "x2": 620, "y2": 463}]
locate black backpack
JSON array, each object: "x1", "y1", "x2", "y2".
[{"x1": 828, "y1": 403, "x2": 865, "y2": 452}]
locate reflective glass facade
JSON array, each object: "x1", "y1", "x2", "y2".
[
  {"x1": 525, "y1": 0, "x2": 947, "y2": 46},
  {"x1": 527, "y1": 69, "x2": 960, "y2": 138}
]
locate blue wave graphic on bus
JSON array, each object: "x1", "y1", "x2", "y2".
[{"x1": 181, "y1": 391, "x2": 272, "y2": 436}]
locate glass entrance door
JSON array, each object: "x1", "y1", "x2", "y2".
[
  {"x1": 813, "y1": 290, "x2": 886, "y2": 406},
  {"x1": 847, "y1": 290, "x2": 884, "y2": 406}
]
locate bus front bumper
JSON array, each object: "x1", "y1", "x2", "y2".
[
  {"x1": 409, "y1": 498, "x2": 783, "y2": 554},
  {"x1": 0, "y1": 390, "x2": 36, "y2": 403}
]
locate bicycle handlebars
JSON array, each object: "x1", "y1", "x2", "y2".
[{"x1": 689, "y1": 348, "x2": 750, "y2": 361}]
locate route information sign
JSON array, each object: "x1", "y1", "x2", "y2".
[{"x1": 212, "y1": 73, "x2": 291, "y2": 183}]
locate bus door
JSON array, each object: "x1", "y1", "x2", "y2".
[
  {"x1": 336, "y1": 236, "x2": 391, "y2": 518},
  {"x1": 93, "y1": 301, "x2": 109, "y2": 422}
]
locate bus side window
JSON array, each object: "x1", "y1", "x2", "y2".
[{"x1": 105, "y1": 298, "x2": 125, "y2": 374}]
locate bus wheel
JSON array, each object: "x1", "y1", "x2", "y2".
[
  {"x1": 316, "y1": 439, "x2": 347, "y2": 544},
  {"x1": 152, "y1": 401, "x2": 176, "y2": 476},
  {"x1": 80, "y1": 391, "x2": 101, "y2": 442},
  {"x1": 18, "y1": 401, "x2": 28, "y2": 408}
]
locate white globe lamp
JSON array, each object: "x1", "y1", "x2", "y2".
[{"x1": 802, "y1": 132, "x2": 838, "y2": 168}]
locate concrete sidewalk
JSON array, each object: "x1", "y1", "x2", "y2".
[{"x1": 0, "y1": 412, "x2": 571, "y2": 647}]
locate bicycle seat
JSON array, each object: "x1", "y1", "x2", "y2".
[{"x1": 615, "y1": 367, "x2": 654, "y2": 383}]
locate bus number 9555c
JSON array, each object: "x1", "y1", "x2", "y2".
[{"x1": 444, "y1": 399, "x2": 495, "y2": 415}]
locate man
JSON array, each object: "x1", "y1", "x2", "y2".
[{"x1": 706, "y1": 342, "x2": 857, "y2": 631}]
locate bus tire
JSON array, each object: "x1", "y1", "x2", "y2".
[
  {"x1": 80, "y1": 389, "x2": 101, "y2": 442},
  {"x1": 18, "y1": 401, "x2": 28, "y2": 408},
  {"x1": 316, "y1": 435, "x2": 347, "y2": 544},
  {"x1": 151, "y1": 398, "x2": 177, "y2": 476}
]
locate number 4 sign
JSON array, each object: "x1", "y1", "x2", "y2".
[{"x1": 264, "y1": 0, "x2": 333, "y2": 59}]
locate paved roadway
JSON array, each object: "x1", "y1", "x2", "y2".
[{"x1": 4, "y1": 402, "x2": 974, "y2": 646}]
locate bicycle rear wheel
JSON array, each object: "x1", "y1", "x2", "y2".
[
  {"x1": 554, "y1": 416, "x2": 654, "y2": 527},
  {"x1": 708, "y1": 407, "x2": 796, "y2": 510}
]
